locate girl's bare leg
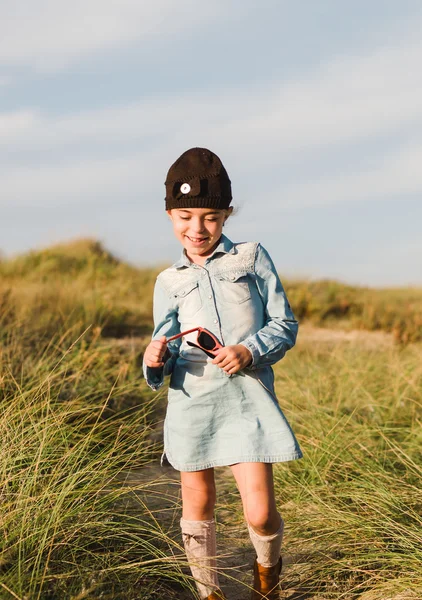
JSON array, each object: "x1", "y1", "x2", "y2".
[
  {"x1": 230, "y1": 460, "x2": 284, "y2": 594},
  {"x1": 230, "y1": 462, "x2": 282, "y2": 534},
  {"x1": 180, "y1": 469, "x2": 222, "y2": 599},
  {"x1": 181, "y1": 468, "x2": 216, "y2": 520}
]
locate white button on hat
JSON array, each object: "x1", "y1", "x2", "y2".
[{"x1": 180, "y1": 183, "x2": 191, "y2": 194}]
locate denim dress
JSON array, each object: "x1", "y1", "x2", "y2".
[{"x1": 143, "y1": 234, "x2": 302, "y2": 471}]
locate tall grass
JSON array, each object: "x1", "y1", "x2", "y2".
[
  {"x1": 1, "y1": 238, "x2": 421, "y2": 598},
  {"x1": 268, "y1": 337, "x2": 422, "y2": 598},
  {"x1": 1, "y1": 238, "x2": 422, "y2": 344},
  {"x1": 0, "y1": 239, "x2": 160, "y2": 346},
  {"x1": 288, "y1": 279, "x2": 422, "y2": 344},
  {"x1": 0, "y1": 319, "x2": 191, "y2": 599}
]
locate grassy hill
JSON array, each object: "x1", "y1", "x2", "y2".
[
  {"x1": 1, "y1": 237, "x2": 421, "y2": 344},
  {"x1": 0, "y1": 238, "x2": 421, "y2": 599}
]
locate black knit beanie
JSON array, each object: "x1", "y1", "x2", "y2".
[{"x1": 165, "y1": 147, "x2": 232, "y2": 210}]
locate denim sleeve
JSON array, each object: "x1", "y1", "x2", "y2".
[
  {"x1": 239, "y1": 244, "x2": 298, "y2": 369},
  {"x1": 142, "y1": 277, "x2": 181, "y2": 391}
]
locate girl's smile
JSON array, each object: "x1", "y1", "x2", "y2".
[
  {"x1": 185, "y1": 235, "x2": 208, "y2": 245},
  {"x1": 167, "y1": 207, "x2": 233, "y2": 263}
]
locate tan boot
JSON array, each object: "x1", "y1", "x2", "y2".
[
  {"x1": 251, "y1": 556, "x2": 282, "y2": 599},
  {"x1": 206, "y1": 590, "x2": 226, "y2": 600}
]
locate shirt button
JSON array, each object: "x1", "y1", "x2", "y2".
[
  {"x1": 213, "y1": 319, "x2": 218, "y2": 324},
  {"x1": 208, "y1": 295, "x2": 212, "y2": 299}
]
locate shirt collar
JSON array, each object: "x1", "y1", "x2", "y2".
[{"x1": 174, "y1": 234, "x2": 236, "y2": 269}]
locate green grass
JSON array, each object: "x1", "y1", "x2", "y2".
[
  {"x1": 0, "y1": 237, "x2": 421, "y2": 598},
  {"x1": 1, "y1": 237, "x2": 422, "y2": 344},
  {"x1": 287, "y1": 279, "x2": 422, "y2": 344},
  {"x1": 0, "y1": 322, "x2": 192, "y2": 599},
  {"x1": 268, "y1": 337, "x2": 422, "y2": 598}
]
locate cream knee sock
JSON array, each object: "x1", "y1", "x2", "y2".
[
  {"x1": 247, "y1": 515, "x2": 284, "y2": 568},
  {"x1": 180, "y1": 517, "x2": 220, "y2": 599}
]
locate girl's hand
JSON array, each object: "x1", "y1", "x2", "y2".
[
  {"x1": 211, "y1": 344, "x2": 252, "y2": 374},
  {"x1": 143, "y1": 336, "x2": 168, "y2": 368}
]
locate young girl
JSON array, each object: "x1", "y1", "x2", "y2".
[{"x1": 143, "y1": 147, "x2": 302, "y2": 600}]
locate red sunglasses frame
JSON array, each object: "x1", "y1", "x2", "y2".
[{"x1": 166, "y1": 327, "x2": 223, "y2": 358}]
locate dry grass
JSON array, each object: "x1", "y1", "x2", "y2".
[{"x1": 0, "y1": 237, "x2": 421, "y2": 599}]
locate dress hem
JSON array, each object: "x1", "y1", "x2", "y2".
[{"x1": 161, "y1": 450, "x2": 303, "y2": 471}]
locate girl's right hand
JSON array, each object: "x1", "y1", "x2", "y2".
[{"x1": 143, "y1": 336, "x2": 168, "y2": 368}]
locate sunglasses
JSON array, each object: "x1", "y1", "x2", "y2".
[{"x1": 166, "y1": 327, "x2": 223, "y2": 358}]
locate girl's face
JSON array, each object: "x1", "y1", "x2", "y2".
[{"x1": 167, "y1": 207, "x2": 232, "y2": 262}]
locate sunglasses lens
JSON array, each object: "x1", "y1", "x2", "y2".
[{"x1": 198, "y1": 331, "x2": 217, "y2": 350}]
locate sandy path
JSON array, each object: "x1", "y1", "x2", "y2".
[{"x1": 126, "y1": 463, "x2": 258, "y2": 599}]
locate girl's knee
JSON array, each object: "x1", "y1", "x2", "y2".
[{"x1": 246, "y1": 506, "x2": 281, "y2": 535}]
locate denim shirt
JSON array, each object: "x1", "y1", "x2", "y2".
[{"x1": 143, "y1": 234, "x2": 298, "y2": 391}]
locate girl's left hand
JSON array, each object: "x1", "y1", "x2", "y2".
[{"x1": 212, "y1": 344, "x2": 252, "y2": 374}]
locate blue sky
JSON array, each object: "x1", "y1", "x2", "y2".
[{"x1": 1, "y1": 1, "x2": 422, "y2": 286}]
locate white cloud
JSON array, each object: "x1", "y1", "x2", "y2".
[
  {"x1": 0, "y1": 110, "x2": 37, "y2": 137},
  {"x1": 218, "y1": 32, "x2": 422, "y2": 161},
  {"x1": 0, "y1": 152, "x2": 163, "y2": 208},
  {"x1": 0, "y1": 0, "x2": 223, "y2": 72},
  {"x1": 0, "y1": 74, "x2": 12, "y2": 86},
  {"x1": 278, "y1": 142, "x2": 422, "y2": 209},
  {"x1": 2, "y1": 24, "x2": 422, "y2": 158},
  {"x1": 1, "y1": 14, "x2": 422, "y2": 215}
]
